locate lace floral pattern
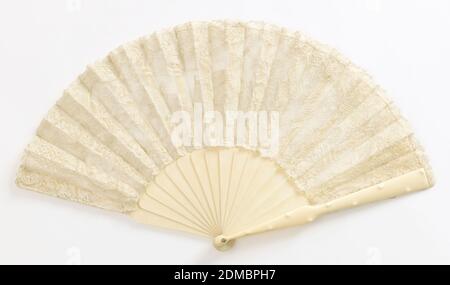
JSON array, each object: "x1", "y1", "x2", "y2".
[{"x1": 17, "y1": 21, "x2": 434, "y2": 212}]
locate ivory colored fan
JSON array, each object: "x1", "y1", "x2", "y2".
[{"x1": 16, "y1": 21, "x2": 434, "y2": 250}]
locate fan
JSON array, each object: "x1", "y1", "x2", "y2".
[{"x1": 16, "y1": 21, "x2": 434, "y2": 250}]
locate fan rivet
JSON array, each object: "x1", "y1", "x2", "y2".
[{"x1": 214, "y1": 235, "x2": 235, "y2": 251}]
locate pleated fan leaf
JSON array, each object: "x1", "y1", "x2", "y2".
[{"x1": 16, "y1": 21, "x2": 434, "y2": 250}]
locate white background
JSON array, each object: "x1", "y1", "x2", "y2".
[{"x1": 1, "y1": 0, "x2": 449, "y2": 265}]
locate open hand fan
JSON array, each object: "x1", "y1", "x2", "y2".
[{"x1": 16, "y1": 21, "x2": 434, "y2": 250}]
